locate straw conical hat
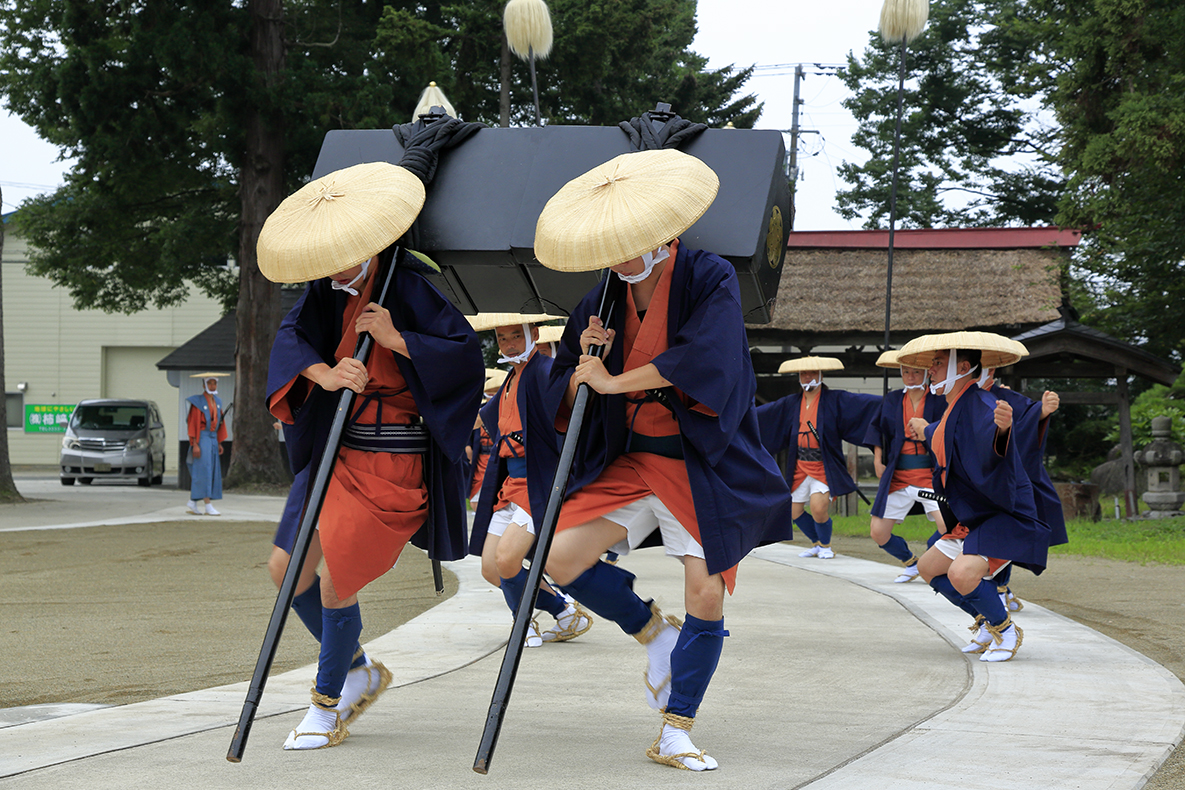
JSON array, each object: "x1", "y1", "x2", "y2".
[
  {"x1": 189, "y1": 372, "x2": 232, "y2": 379},
  {"x1": 534, "y1": 149, "x2": 719, "y2": 272},
  {"x1": 467, "y1": 313, "x2": 563, "y2": 332},
  {"x1": 875, "y1": 350, "x2": 902, "y2": 369},
  {"x1": 778, "y1": 356, "x2": 844, "y2": 374},
  {"x1": 896, "y1": 332, "x2": 1026, "y2": 370},
  {"x1": 535, "y1": 325, "x2": 565, "y2": 344},
  {"x1": 258, "y1": 162, "x2": 426, "y2": 284},
  {"x1": 484, "y1": 368, "x2": 508, "y2": 392}
]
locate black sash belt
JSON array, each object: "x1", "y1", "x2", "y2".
[
  {"x1": 627, "y1": 432, "x2": 683, "y2": 459},
  {"x1": 342, "y1": 423, "x2": 430, "y2": 454},
  {"x1": 797, "y1": 445, "x2": 823, "y2": 462},
  {"x1": 896, "y1": 454, "x2": 932, "y2": 470}
]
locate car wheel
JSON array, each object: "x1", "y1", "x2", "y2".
[
  {"x1": 79, "y1": 477, "x2": 93, "y2": 485},
  {"x1": 152, "y1": 453, "x2": 164, "y2": 486},
  {"x1": 61, "y1": 477, "x2": 75, "y2": 486},
  {"x1": 138, "y1": 474, "x2": 151, "y2": 487}
]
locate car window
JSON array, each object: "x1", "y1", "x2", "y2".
[{"x1": 71, "y1": 405, "x2": 148, "y2": 431}]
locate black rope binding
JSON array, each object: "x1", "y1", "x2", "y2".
[
  {"x1": 618, "y1": 102, "x2": 708, "y2": 151},
  {"x1": 393, "y1": 107, "x2": 485, "y2": 187}
]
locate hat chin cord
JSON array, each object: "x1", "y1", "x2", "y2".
[
  {"x1": 930, "y1": 349, "x2": 977, "y2": 395},
  {"x1": 497, "y1": 323, "x2": 536, "y2": 365},
  {"x1": 331, "y1": 259, "x2": 371, "y2": 296},
  {"x1": 615, "y1": 245, "x2": 669, "y2": 284}
]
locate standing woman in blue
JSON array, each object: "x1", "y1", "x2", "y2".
[
  {"x1": 756, "y1": 357, "x2": 880, "y2": 559},
  {"x1": 185, "y1": 373, "x2": 228, "y2": 516}
]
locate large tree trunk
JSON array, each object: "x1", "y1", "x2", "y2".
[
  {"x1": 226, "y1": 0, "x2": 287, "y2": 487},
  {"x1": 0, "y1": 186, "x2": 24, "y2": 502}
]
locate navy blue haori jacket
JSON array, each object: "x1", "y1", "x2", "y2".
[
  {"x1": 923, "y1": 384, "x2": 1052, "y2": 575},
  {"x1": 530, "y1": 244, "x2": 793, "y2": 577},
  {"x1": 266, "y1": 263, "x2": 484, "y2": 562},
  {"x1": 863, "y1": 388, "x2": 946, "y2": 518},
  {"x1": 755, "y1": 385, "x2": 881, "y2": 497},
  {"x1": 467, "y1": 350, "x2": 560, "y2": 555},
  {"x1": 986, "y1": 385, "x2": 1068, "y2": 548}
]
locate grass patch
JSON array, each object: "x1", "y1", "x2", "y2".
[{"x1": 823, "y1": 512, "x2": 1185, "y2": 566}]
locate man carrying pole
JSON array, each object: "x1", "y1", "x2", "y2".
[
  {"x1": 527, "y1": 148, "x2": 792, "y2": 771},
  {"x1": 259, "y1": 160, "x2": 484, "y2": 751}
]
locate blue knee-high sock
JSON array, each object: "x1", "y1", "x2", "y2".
[
  {"x1": 996, "y1": 563, "x2": 1013, "y2": 590},
  {"x1": 815, "y1": 517, "x2": 833, "y2": 546},
  {"x1": 878, "y1": 534, "x2": 915, "y2": 564},
  {"x1": 499, "y1": 567, "x2": 565, "y2": 617},
  {"x1": 795, "y1": 513, "x2": 819, "y2": 543},
  {"x1": 316, "y1": 603, "x2": 363, "y2": 699},
  {"x1": 929, "y1": 575, "x2": 979, "y2": 619},
  {"x1": 667, "y1": 614, "x2": 729, "y2": 719},
  {"x1": 926, "y1": 530, "x2": 941, "y2": 549},
  {"x1": 963, "y1": 578, "x2": 1008, "y2": 627},
  {"x1": 292, "y1": 577, "x2": 365, "y2": 670},
  {"x1": 559, "y1": 561, "x2": 651, "y2": 635}
]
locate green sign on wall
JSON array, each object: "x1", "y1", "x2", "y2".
[{"x1": 25, "y1": 404, "x2": 73, "y2": 433}]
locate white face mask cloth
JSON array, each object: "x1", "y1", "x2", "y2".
[
  {"x1": 331, "y1": 259, "x2": 371, "y2": 296},
  {"x1": 204, "y1": 382, "x2": 218, "y2": 396},
  {"x1": 930, "y1": 349, "x2": 977, "y2": 395},
  {"x1": 616, "y1": 245, "x2": 669, "y2": 284},
  {"x1": 497, "y1": 323, "x2": 536, "y2": 365}
]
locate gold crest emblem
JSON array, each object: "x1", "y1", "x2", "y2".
[{"x1": 766, "y1": 205, "x2": 784, "y2": 268}]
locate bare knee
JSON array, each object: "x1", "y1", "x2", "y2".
[
  {"x1": 869, "y1": 518, "x2": 894, "y2": 545},
  {"x1": 545, "y1": 538, "x2": 590, "y2": 587},
  {"x1": 948, "y1": 563, "x2": 983, "y2": 595},
  {"x1": 494, "y1": 542, "x2": 525, "y2": 580},
  {"x1": 267, "y1": 548, "x2": 289, "y2": 588}
]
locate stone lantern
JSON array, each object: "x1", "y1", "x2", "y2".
[{"x1": 1139, "y1": 416, "x2": 1185, "y2": 518}]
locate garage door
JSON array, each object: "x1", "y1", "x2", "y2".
[{"x1": 102, "y1": 346, "x2": 181, "y2": 472}]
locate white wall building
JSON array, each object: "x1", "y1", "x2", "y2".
[{"x1": 2, "y1": 218, "x2": 225, "y2": 472}]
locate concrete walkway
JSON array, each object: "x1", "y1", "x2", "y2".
[{"x1": 1, "y1": 481, "x2": 1182, "y2": 789}]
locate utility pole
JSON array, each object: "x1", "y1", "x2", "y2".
[{"x1": 787, "y1": 64, "x2": 804, "y2": 229}]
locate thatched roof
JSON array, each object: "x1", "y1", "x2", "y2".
[{"x1": 749, "y1": 228, "x2": 1078, "y2": 343}]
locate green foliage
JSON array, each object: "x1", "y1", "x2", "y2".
[
  {"x1": 837, "y1": 0, "x2": 1064, "y2": 228},
  {"x1": 1027, "y1": 0, "x2": 1185, "y2": 361},
  {"x1": 1, "y1": 0, "x2": 760, "y2": 315},
  {"x1": 1105, "y1": 384, "x2": 1185, "y2": 447}
]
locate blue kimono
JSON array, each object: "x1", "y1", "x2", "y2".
[
  {"x1": 924, "y1": 385, "x2": 1051, "y2": 574},
  {"x1": 186, "y1": 392, "x2": 224, "y2": 500},
  {"x1": 988, "y1": 386, "x2": 1068, "y2": 548},
  {"x1": 533, "y1": 244, "x2": 793, "y2": 577},
  {"x1": 468, "y1": 351, "x2": 560, "y2": 555},
  {"x1": 863, "y1": 388, "x2": 945, "y2": 518},
  {"x1": 267, "y1": 263, "x2": 484, "y2": 562},
  {"x1": 756, "y1": 385, "x2": 881, "y2": 497}
]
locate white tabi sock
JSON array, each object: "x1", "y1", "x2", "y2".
[
  {"x1": 659, "y1": 723, "x2": 718, "y2": 771},
  {"x1": 283, "y1": 703, "x2": 343, "y2": 750}
]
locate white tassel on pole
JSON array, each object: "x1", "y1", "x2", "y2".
[
  {"x1": 413, "y1": 81, "x2": 456, "y2": 120},
  {"x1": 504, "y1": 0, "x2": 553, "y2": 60},
  {"x1": 878, "y1": 0, "x2": 929, "y2": 43}
]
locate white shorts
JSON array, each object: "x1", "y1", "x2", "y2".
[
  {"x1": 933, "y1": 537, "x2": 1010, "y2": 579},
  {"x1": 600, "y1": 494, "x2": 705, "y2": 561},
  {"x1": 791, "y1": 475, "x2": 830, "y2": 503},
  {"x1": 487, "y1": 501, "x2": 535, "y2": 538},
  {"x1": 881, "y1": 486, "x2": 940, "y2": 522}
]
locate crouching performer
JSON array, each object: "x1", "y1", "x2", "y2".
[
  {"x1": 468, "y1": 315, "x2": 593, "y2": 646},
  {"x1": 531, "y1": 149, "x2": 792, "y2": 771},
  {"x1": 898, "y1": 332, "x2": 1051, "y2": 663},
  {"x1": 259, "y1": 160, "x2": 484, "y2": 750}
]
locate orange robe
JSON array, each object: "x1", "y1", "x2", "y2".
[{"x1": 269, "y1": 272, "x2": 427, "y2": 600}]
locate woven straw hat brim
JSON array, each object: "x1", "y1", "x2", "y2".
[
  {"x1": 535, "y1": 325, "x2": 565, "y2": 344},
  {"x1": 258, "y1": 162, "x2": 426, "y2": 284},
  {"x1": 467, "y1": 313, "x2": 564, "y2": 332},
  {"x1": 484, "y1": 368, "x2": 508, "y2": 392},
  {"x1": 896, "y1": 332, "x2": 1026, "y2": 370},
  {"x1": 875, "y1": 350, "x2": 901, "y2": 369},
  {"x1": 778, "y1": 356, "x2": 844, "y2": 374},
  {"x1": 189, "y1": 372, "x2": 232, "y2": 378},
  {"x1": 534, "y1": 149, "x2": 720, "y2": 272}
]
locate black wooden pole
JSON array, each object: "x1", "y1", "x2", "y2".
[
  {"x1": 227, "y1": 251, "x2": 401, "y2": 763},
  {"x1": 883, "y1": 35, "x2": 908, "y2": 398},
  {"x1": 473, "y1": 276, "x2": 617, "y2": 774}
]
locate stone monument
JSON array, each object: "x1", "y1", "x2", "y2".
[{"x1": 1139, "y1": 415, "x2": 1185, "y2": 518}]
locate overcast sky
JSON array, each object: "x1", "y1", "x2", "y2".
[{"x1": 1, "y1": 0, "x2": 882, "y2": 227}]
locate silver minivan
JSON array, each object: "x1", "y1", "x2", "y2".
[{"x1": 59, "y1": 399, "x2": 167, "y2": 486}]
